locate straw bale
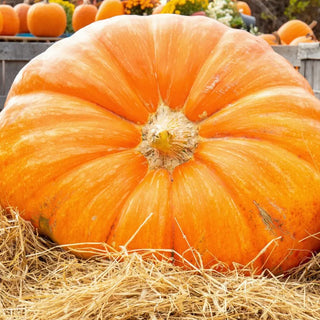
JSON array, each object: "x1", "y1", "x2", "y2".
[{"x1": 1, "y1": 206, "x2": 320, "y2": 320}]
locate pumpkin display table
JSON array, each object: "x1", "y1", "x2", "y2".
[{"x1": 1, "y1": 15, "x2": 320, "y2": 274}]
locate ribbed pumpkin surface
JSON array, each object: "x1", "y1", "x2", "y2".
[{"x1": 1, "y1": 15, "x2": 320, "y2": 274}]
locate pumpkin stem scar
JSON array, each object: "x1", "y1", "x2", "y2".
[
  {"x1": 138, "y1": 104, "x2": 199, "y2": 172},
  {"x1": 254, "y1": 200, "x2": 278, "y2": 236}
]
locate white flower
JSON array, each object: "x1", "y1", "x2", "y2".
[{"x1": 206, "y1": 0, "x2": 240, "y2": 27}]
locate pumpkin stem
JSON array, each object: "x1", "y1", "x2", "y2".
[
  {"x1": 272, "y1": 31, "x2": 281, "y2": 45},
  {"x1": 151, "y1": 130, "x2": 173, "y2": 154},
  {"x1": 138, "y1": 104, "x2": 199, "y2": 172},
  {"x1": 309, "y1": 20, "x2": 317, "y2": 30}
]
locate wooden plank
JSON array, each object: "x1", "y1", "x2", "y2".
[
  {"x1": 0, "y1": 96, "x2": 6, "y2": 110},
  {"x1": 297, "y1": 42, "x2": 320, "y2": 60},
  {"x1": 4, "y1": 61, "x2": 27, "y2": 95},
  {"x1": 0, "y1": 42, "x2": 54, "y2": 110},
  {"x1": 0, "y1": 42, "x2": 53, "y2": 61},
  {"x1": 0, "y1": 35, "x2": 63, "y2": 42},
  {"x1": 311, "y1": 60, "x2": 320, "y2": 99},
  {"x1": 0, "y1": 60, "x2": 4, "y2": 96},
  {"x1": 304, "y1": 60, "x2": 314, "y2": 89},
  {"x1": 272, "y1": 45, "x2": 301, "y2": 67}
]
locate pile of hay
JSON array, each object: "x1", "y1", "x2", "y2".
[{"x1": 1, "y1": 207, "x2": 320, "y2": 320}]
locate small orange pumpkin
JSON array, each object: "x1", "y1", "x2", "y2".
[
  {"x1": 27, "y1": 0, "x2": 67, "y2": 37},
  {"x1": 1, "y1": 15, "x2": 320, "y2": 274},
  {"x1": 0, "y1": 11, "x2": 3, "y2": 34},
  {"x1": 14, "y1": 2, "x2": 31, "y2": 34},
  {"x1": 95, "y1": 0, "x2": 124, "y2": 21},
  {"x1": 289, "y1": 34, "x2": 318, "y2": 45},
  {"x1": 257, "y1": 32, "x2": 282, "y2": 46},
  {"x1": 72, "y1": 0, "x2": 98, "y2": 32},
  {"x1": 236, "y1": 1, "x2": 251, "y2": 15},
  {"x1": 278, "y1": 20, "x2": 316, "y2": 45},
  {"x1": 0, "y1": 5, "x2": 20, "y2": 36}
]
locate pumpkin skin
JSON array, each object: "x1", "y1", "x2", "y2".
[
  {"x1": 289, "y1": 34, "x2": 318, "y2": 45},
  {"x1": 0, "y1": 5, "x2": 20, "y2": 36},
  {"x1": 257, "y1": 33, "x2": 282, "y2": 46},
  {"x1": 1, "y1": 15, "x2": 320, "y2": 274},
  {"x1": 72, "y1": 0, "x2": 97, "y2": 32},
  {"x1": 236, "y1": 1, "x2": 251, "y2": 15},
  {"x1": 14, "y1": 2, "x2": 31, "y2": 34},
  {"x1": 27, "y1": 1, "x2": 67, "y2": 37},
  {"x1": 0, "y1": 11, "x2": 3, "y2": 34},
  {"x1": 95, "y1": 0, "x2": 124, "y2": 21},
  {"x1": 278, "y1": 20, "x2": 315, "y2": 45}
]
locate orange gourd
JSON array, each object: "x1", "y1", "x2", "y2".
[
  {"x1": 289, "y1": 34, "x2": 318, "y2": 45},
  {"x1": 1, "y1": 15, "x2": 320, "y2": 274},
  {"x1": 27, "y1": 0, "x2": 67, "y2": 37},
  {"x1": 72, "y1": 0, "x2": 97, "y2": 32},
  {"x1": 258, "y1": 32, "x2": 282, "y2": 46},
  {"x1": 95, "y1": 0, "x2": 124, "y2": 21},
  {"x1": 236, "y1": 1, "x2": 251, "y2": 15},
  {"x1": 0, "y1": 5, "x2": 20, "y2": 36},
  {"x1": 14, "y1": 2, "x2": 31, "y2": 34},
  {"x1": 278, "y1": 20, "x2": 316, "y2": 45}
]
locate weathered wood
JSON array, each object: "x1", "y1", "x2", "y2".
[
  {"x1": 272, "y1": 43, "x2": 320, "y2": 99},
  {"x1": 0, "y1": 35, "x2": 62, "y2": 43},
  {"x1": 272, "y1": 45, "x2": 301, "y2": 67},
  {"x1": 0, "y1": 42, "x2": 53, "y2": 110},
  {"x1": 0, "y1": 42, "x2": 53, "y2": 61}
]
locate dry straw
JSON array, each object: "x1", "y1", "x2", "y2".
[{"x1": 1, "y1": 206, "x2": 320, "y2": 320}]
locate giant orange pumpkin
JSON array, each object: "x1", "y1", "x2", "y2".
[
  {"x1": 1, "y1": 15, "x2": 320, "y2": 274},
  {"x1": 27, "y1": 0, "x2": 67, "y2": 37}
]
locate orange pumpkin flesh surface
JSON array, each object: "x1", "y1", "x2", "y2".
[
  {"x1": 27, "y1": 1, "x2": 67, "y2": 37},
  {"x1": 0, "y1": 5, "x2": 20, "y2": 36},
  {"x1": 1, "y1": 15, "x2": 320, "y2": 274}
]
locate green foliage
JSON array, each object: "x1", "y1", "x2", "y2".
[{"x1": 284, "y1": 0, "x2": 310, "y2": 19}]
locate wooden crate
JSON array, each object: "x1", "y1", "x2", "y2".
[
  {"x1": 272, "y1": 42, "x2": 320, "y2": 99},
  {"x1": 0, "y1": 40, "x2": 55, "y2": 110}
]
